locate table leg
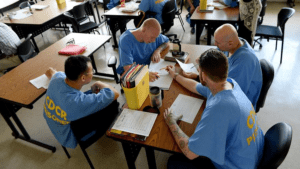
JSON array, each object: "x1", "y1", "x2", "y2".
[
  {"x1": 0, "y1": 102, "x2": 56, "y2": 152},
  {"x1": 89, "y1": 54, "x2": 118, "y2": 80},
  {"x1": 196, "y1": 23, "x2": 201, "y2": 45},
  {"x1": 121, "y1": 142, "x2": 141, "y2": 169},
  {"x1": 145, "y1": 147, "x2": 157, "y2": 169},
  {"x1": 207, "y1": 24, "x2": 212, "y2": 45},
  {"x1": 109, "y1": 19, "x2": 119, "y2": 49}
]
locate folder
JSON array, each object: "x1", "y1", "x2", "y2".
[{"x1": 122, "y1": 66, "x2": 149, "y2": 109}]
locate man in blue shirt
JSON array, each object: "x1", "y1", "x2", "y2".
[
  {"x1": 43, "y1": 56, "x2": 120, "y2": 148},
  {"x1": 183, "y1": 24, "x2": 262, "y2": 110},
  {"x1": 117, "y1": 18, "x2": 169, "y2": 82},
  {"x1": 138, "y1": 0, "x2": 177, "y2": 25},
  {"x1": 164, "y1": 49, "x2": 264, "y2": 169}
]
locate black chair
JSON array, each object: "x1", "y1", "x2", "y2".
[
  {"x1": 0, "y1": 9, "x2": 4, "y2": 16},
  {"x1": 3, "y1": 34, "x2": 37, "y2": 74},
  {"x1": 252, "y1": 0, "x2": 267, "y2": 48},
  {"x1": 63, "y1": 2, "x2": 101, "y2": 34},
  {"x1": 175, "y1": 0, "x2": 185, "y2": 32},
  {"x1": 161, "y1": 0, "x2": 176, "y2": 34},
  {"x1": 254, "y1": 7, "x2": 295, "y2": 64},
  {"x1": 19, "y1": 1, "x2": 35, "y2": 9},
  {"x1": 258, "y1": 122, "x2": 292, "y2": 169},
  {"x1": 17, "y1": 34, "x2": 37, "y2": 62},
  {"x1": 256, "y1": 59, "x2": 274, "y2": 113}
]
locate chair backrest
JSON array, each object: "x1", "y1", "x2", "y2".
[
  {"x1": 256, "y1": 59, "x2": 274, "y2": 113},
  {"x1": 258, "y1": 122, "x2": 292, "y2": 169},
  {"x1": 277, "y1": 7, "x2": 295, "y2": 34},
  {"x1": 17, "y1": 34, "x2": 37, "y2": 62},
  {"x1": 258, "y1": 0, "x2": 267, "y2": 25},
  {"x1": 72, "y1": 2, "x2": 88, "y2": 22},
  {"x1": 161, "y1": 0, "x2": 176, "y2": 33},
  {"x1": 19, "y1": 1, "x2": 35, "y2": 9}
]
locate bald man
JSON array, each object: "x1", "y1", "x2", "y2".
[
  {"x1": 184, "y1": 24, "x2": 262, "y2": 110},
  {"x1": 116, "y1": 18, "x2": 170, "y2": 82}
]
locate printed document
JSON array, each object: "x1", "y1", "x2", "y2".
[
  {"x1": 170, "y1": 94, "x2": 203, "y2": 124},
  {"x1": 112, "y1": 109, "x2": 158, "y2": 137},
  {"x1": 176, "y1": 59, "x2": 198, "y2": 74},
  {"x1": 30, "y1": 74, "x2": 50, "y2": 89},
  {"x1": 149, "y1": 59, "x2": 176, "y2": 90}
]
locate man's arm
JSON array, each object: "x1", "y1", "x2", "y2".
[
  {"x1": 166, "y1": 65, "x2": 199, "y2": 94},
  {"x1": 151, "y1": 42, "x2": 170, "y2": 63},
  {"x1": 186, "y1": 0, "x2": 195, "y2": 14},
  {"x1": 164, "y1": 108, "x2": 199, "y2": 160},
  {"x1": 91, "y1": 81, "x2": 120, "y2": 100},
  {"x1": 45, "y1": 67, "x2": 57, "y2": 79}
]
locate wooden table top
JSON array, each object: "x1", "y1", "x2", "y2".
[
  {"x1": 103, "y1": 5, "x2": 140, "y2": 18},
  {"x1": 191, "y1": 7, "x2": 239, "y2": 22},
  {"x1": 0, "y1": 33, "x2": 111, "y2": 107},
  {"x1": 1, "y1": 0, "x2": 80, "y2": 25},
  {"x1": 107, "y1": 44, "x2": 217, "y2": 153}
]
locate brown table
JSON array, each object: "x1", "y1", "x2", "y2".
[
  {"x1": 103, "y1": 5, "x2": 140, "y2": 48},
  {"x1": 1, "y1": 0, "x2": 100, "y2": 52},
  {"x1": 0, "y1": 33, "x2": 111, "y2": 152},
  {"x1": 191, "y1": 7, "x2": 239, "y2": 45},
  {"x1": 106, "y1": 44, "x2": 217, "y2": 169}
]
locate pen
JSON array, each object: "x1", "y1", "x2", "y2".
[
  {"x1": 190, "y1": 64, "x2": 199, "y2": 69},
  {"x1": 160, "y1": 67, "x2": 167, "y2": 70}
]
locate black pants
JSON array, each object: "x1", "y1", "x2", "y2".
[
  {"x1": 168, "y1": 154, "x2": 216, "y2": 169},
  {"x1": 70, "y1": 100, "x2": 120, "y2": 143}
]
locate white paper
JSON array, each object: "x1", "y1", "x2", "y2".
[
  {"x1": 30, "y1": 74, "x2": 50, "y2": 89},
  {"x1": 9, "y1": 9, "x2": 32, "y2": 20},
  {"x1": 209, "y1": 2, "x2": 228, "y2": 9},
  {"x1": 112, "y1": 109, "x2": 158, "y2": 137},
  {"x1": 119, "y1": 2, "x2": 139, "y2": 12},
  {"x1": 170, "y1": 94, "x2": 203, "y2": 124},
  {"x1": 30, "y1": 5, "x2": 49, "y2": 10},
  {"x1": 149, "y1": 59, "x2": 176, "y2": 90},
  {"x1": 176, "y1": 59, "x2": 198, "y2": 74}
]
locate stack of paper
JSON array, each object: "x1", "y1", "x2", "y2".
[
  {"x1": 30, "y1": 74, "x2": 50, "y2": 89},
  {"x1": 176, "y1": 59, "x2": 198, "y2": 74},
  {"x1": 149, "y1": 59, "x2": 176, "y2": 90},
  {"x1": 170, "y1": 94, "x2": 203, "y2": 124},
  {"x1": 111, "y1": 108, "x2": 158, "y2": 137}
]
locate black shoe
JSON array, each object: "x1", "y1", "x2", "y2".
[{"x1": 191, "y1": 27, "x2": 195, "y2": 34}]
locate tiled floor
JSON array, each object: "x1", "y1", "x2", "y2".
[{"x1": 0, "y1": 2, "x2": 300, "y2": 169}]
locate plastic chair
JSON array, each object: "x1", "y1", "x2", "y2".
[
  {"x1": 19, "y1": 1, "x2": 35, "y2": 9},
  {"x1": 254, "y1": 7, "x2": 295, "y2": 64},
  {"x1": 175, "y1": 0, "x2": 185, "y2": 32},
  {"x1": 258, "y1": 122, "x2": 292, "y2": 169},
  {"x1": 63, "y1": 2, "x2": 101, "y2": 34},
  {"x1": 256, "y1": 59, "x2": 274, "y2": 113}
]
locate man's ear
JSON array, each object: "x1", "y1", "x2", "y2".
[
  {"x1": 228, "y1": 40, "x2": 234, "y2": 48},
  {"x1": 80, "y1": 73, "x2": 86, "y2": 82}
]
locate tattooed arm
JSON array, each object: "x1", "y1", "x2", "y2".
[{"x1": 164, "y1": 108, "x2": 199, "y2": 160}]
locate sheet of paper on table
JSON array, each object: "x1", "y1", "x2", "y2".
[
  {"x1": 176, "y1": 59, "x2": 198, "y2": 74},
  {"x1": 30, "y1": 74, "x2": 50, "y2": 89},
  {"x1": 170, "y1": 94, "x2": 203, "y2": 124},
  {"x1": 111, "y1": 108, "x2": 158, "y2": 137},
  {"x1": 9, "y1": 9, "x2": 32, "y2": 20},
  {"x1": 149, "y1": 59, "x2": 176, "y2": 90},
  {"x1": 31, "y1": 5, "x2": 50, "y2": 10}
]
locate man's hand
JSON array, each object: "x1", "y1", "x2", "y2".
[
  {"x1": 91, "y1": 81, "x2": 110, "y2": 91},
  {"x1": 165, "y1": 65, "x2": 176, "y2": 78},
  {"x1": 45, "y1": 67, "x2": 57, "y2": 79},
  {"x1": 164, "y1": 108, "x2": 183, "y2": 126},
  {"x1": 151, "y1": 50, "x2": 161, "y2": 63},
  {"x1": 182, "y1": 71, "x2": 198, "y2": 79},
  {"x1": 149, "y1": 72, "x2": 160, "y2": 82},
  {"x1": 190, "y1": 5, "x2": 196, "y2": 14}
]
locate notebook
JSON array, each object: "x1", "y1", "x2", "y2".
[{"x1": 58, "y1": 44, "x2": 87, "y2": 55}]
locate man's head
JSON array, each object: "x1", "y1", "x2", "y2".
[
  {"x1": 214, "y1": 24, "x2": 240, "y2": 52},
  {"x1": 140, "y1": 18, "x2": 161, "y2": 44},
  {"x1": 65, "y1": 56, "x2": 93, "y2": 84},
  {"x1": 197, "y1": 49, "x2": 228, "y2": 86}
]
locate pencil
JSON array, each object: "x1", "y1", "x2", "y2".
[{"x1": 160, "y1": 67, "x2": 167, "y2": 70}]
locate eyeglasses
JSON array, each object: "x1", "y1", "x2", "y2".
[{"x1": 66, "y1": 38, "x2": 75, "y2": 46}]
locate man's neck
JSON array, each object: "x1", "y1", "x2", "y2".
[
  {"x1": 131, "y1": 29, "x2": 143, "y2": 43},
  {"x1": 209, "y1": 81, "x2": 233, "y2": 96},
  {"x1": 228, "y1": 39, "x2": 243, "y2": 57},
  {"x1": 65, "y1": 78, "x2": 82, "y2": 91}
]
